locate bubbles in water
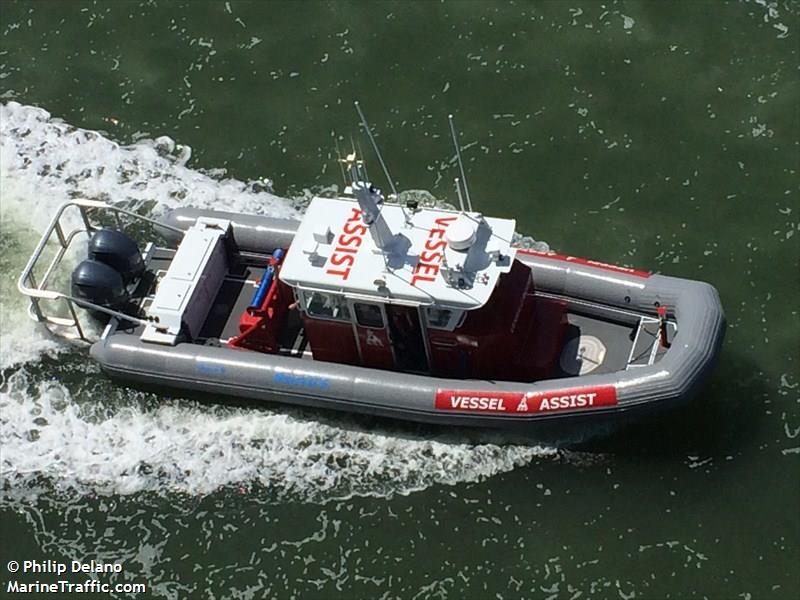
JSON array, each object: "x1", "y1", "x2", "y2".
[
  {"x1": 0, "y1": 101, "x2": 298, "y2": 224},
  {"x1": 0, "y1": 368, "x2": 554, "y2": 503}
]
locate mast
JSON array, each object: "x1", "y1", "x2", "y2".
[
  {"x1": 355, "y1": 101, "x2": 398, "y2": 198},
  {"x1": 340, "y1": 152, "x2": 396, "y2": 251},
  {"x1": 454, "y1": 177, "x2": 466, "y2": 213},
  {"x1": 448, "y1": 114, "x2": 473, "y2": 212}
]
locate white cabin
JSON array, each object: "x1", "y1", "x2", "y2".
[{"x1": 279, "y1": 197, "x2": 517, "y2": 312}]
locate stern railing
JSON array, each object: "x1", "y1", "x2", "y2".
[{"x1": 17, "y1": 199, "x2": 182, "y2": 344}]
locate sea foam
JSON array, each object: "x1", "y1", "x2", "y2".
[{"x1": 0, "y1": 102, "x2": 555, "y2": 503}]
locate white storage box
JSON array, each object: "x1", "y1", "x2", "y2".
[{"x1": 141, "y1": 217, "x2": 230, "y2": 344}]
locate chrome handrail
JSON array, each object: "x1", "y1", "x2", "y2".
[{"x1": 17, "y1": 199, "x2": 183, "y2": 344}]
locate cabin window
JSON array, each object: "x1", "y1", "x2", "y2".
[
  {"x1": 426, "y1": 306, "x2": 464, "y2": 331},
  {"x1": 354, "y1": 302, "x2": 384, "y2": 328},
  {"x1": 303, "y1": 291, "x2": 351, "y2": 322}
]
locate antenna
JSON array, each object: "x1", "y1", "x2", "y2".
[
  {"x1": 334, "y1": 135, "x2": 347, "y2": 187},
  {"x1": 454, "y1": 177, "x2": 466, "y2": 212},
  {"x1": 448, "y1": 114, "x2": 473, "y2": 212},
  {"x1": 357, "y1": 140, "x2": 370, "y2": 182},
  {"x1": 349, "y1": 135, "x2": 362, "y2": 180},
  {"x1": 354, "y1": 101, "x2": 398, "y2": 197}
]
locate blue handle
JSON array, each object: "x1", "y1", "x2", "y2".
[
  {"x1": 249, "y1": 249, "x2": 286, "y2": 309},
  {"x1": 250, "y1": 267, "x2": 275, "y2": 309}
]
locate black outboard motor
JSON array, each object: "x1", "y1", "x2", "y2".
[
  {"x1": 71, "y1": 259, "x2": 129, "y2": 315},
  {"x1": 88, "y1": 229, "x2": 144, "y2": 285}
]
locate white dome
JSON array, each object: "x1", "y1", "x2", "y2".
[{"x1": 446, "y1": 214, "x2": 478, "y2": 251}]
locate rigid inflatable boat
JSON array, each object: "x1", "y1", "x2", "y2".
[{"x1": 18, "y1": 147, "x2": 725, "y2": 435}]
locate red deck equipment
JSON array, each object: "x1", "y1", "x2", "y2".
[{"x1": 228, "y1": 249, "x2": 291, "y2": 353}]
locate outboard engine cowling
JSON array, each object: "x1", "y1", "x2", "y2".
[
  {"x1": 88, "y1": 229, "x2": 144, "y2": 284},
  {"x1": 71, "y1": 259, "x2": 129, "y2": 312}
]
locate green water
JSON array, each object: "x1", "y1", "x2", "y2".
[{"x1": 1, "y1": 1, "x2": 798, "y2": 598}]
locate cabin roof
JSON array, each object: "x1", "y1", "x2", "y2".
[{"x1": 279, "y1": 197, "x2": 517, "y2": 310}]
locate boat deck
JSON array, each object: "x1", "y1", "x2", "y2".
[
  {"x1": 124, "y1": 247, "x2": 309, "y2": 355},
  {"x1": 121, "y1": 247, "x2": 673, "y2": 379}
]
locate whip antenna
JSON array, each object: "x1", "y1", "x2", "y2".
[
  {"x1": 354, "y1": 101, "x2": 398, "y2": 197},
  {"x1": 448, "y1": 114, "x2": 473, "y2": 212},
  {"x1": 357, "y1": 140, "x2": 370, "y2": 181},
  {"x1": 334, "y1": 135, "x2": 347, "y2": 187},
  {"x1": 454, "y1": 177, "x2": 466, "y2": 212}
]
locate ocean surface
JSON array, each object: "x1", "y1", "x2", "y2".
[{"x1": 1, "y1": 1, "x2": 798, "y2": 598}]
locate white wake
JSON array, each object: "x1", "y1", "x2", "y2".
[{"x1": 0, "y1": 102, "x2": 555, "y2": 503}]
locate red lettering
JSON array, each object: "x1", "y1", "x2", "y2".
[
  {"x1": 424, "y1": 238, "x2": 447, "y2": 252},
  {"x1": 435, "y1": 386, "x2": 617, "y2": 414},
  {"x1": 411, "y1": 274, "x2": 436, "y2": 286},
  {"x1": 329, "y1": 253, "x2": 355, "y2": 268},
  {"x1": 326, "y1": 208, "x2": 366, "y2": 280},
  {"x1": 412, "y1": 218, "x2": 458, "y2": 286},
  {"x1": 416, "y1": 262, "x2": 439, "y2": 278},
  {"x1": 343, "y1": 221, "x2": 367, "y2": 235},
  {"x1": 326, "y1": 267, "x2": 351, "y2": 280},
  {"x1": 338, "y1": 234, "x2": 363, "y2": 248},
  {"x1": 419, "y1": 250, "x2": 443, "y2": 264}
]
